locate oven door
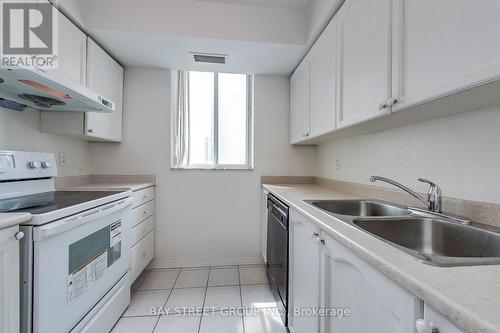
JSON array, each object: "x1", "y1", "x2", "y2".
[{"x1": 31, "y1": 198, "x2": 132, "y2": 333}]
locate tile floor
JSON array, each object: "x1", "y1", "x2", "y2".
[{"x1": 111, "y1": 265, "x2": 287, "y2": 333}]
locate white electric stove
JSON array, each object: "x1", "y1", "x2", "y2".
[{"x1": 0, "y1": 150, "x2": 133, "y2": 333}]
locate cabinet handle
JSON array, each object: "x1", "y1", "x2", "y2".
[
  {"x1": 387, "y1": 98, "x2": 398, "y2": 107},
  {"x1": 416, "y1": 319, "x2": 439, "y2": 333},
  {"x1": 13, "y1": 231, "x2": 24, "y2": 240},
  {"x1": 378, "y1": 101, "x2": 388, "y2": 110},
  {"x1": 87, "y1": 128, "x2": 94, "y2": 134},
  {"x1": 311, "y1": 231, "x2": 319, "y2": 238},
  {"x1": 314, "y1": 237, "x2": 325, "y2": 245}
]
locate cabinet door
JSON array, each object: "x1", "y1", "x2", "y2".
[
  {"x1": 289, "y1": 209, "x2": 320, "y2": 333},
  {"x1": 290, "y1": 59, "x2": 310, "y2": 144},
  {"x1": 320, "y1": 233, "x2": 420, "y2": 333},
  {"x1": 394, "y1": 0, "x2": 500, "y2": 112},
  {"x1": 417, "y1": 305, "x2": 464, "y2": 333},
  {"x1": 309, "y1": 17, "x2": 337, "y2": 138},
  {"x1": 52, "y1": 8, "x2": 87, "y2": 85},
  {"x1": 0, "y1": 226, "x2": 20, "y2": 333},
  {"x1": 85, "y1": 38, "x2": 124, "y2": 142},
  {"x1": 337, "y1": 0, "x2": 393, "y2": 129}
]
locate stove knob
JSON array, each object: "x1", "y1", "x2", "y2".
[
  {"x1": 41, "y1": 161, "x2": 51, "y2": 168},
  {"x1": 28, "y1": 161, "x2": 42, "y2": 169}
]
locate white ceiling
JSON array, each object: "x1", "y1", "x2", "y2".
[
  {"x1": 57, "y1": 0, "x2": 342, "y2": 74},
  {"x1": 90, "y1": 30, "x2": 305, "y2": 74},
  {"x1": 194, "y1": 0, "x2": 310, "y2": 9}
]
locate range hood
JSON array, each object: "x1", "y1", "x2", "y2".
[{"x1": 0, "y1": 67, "x2": 114, "y2": 112}]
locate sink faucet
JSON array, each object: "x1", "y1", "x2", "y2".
[{"x1": 369, "y1": 176, "x2": 443, "y2": 213}]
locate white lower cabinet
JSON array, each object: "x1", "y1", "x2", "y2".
[
  {"x1": 289, "y1": 210, "x2": 321, "y2": 333},
  {"x1": 129, "y1": 186, "x2": 156, "y2": 284},
  {"x1": 131, "y1": 230, "x2": 155, "y2": 283},
  {"x1": 416, "y1": 305, "x2": 465, "y2": 333},
  {"x1": 0, "y1": 225, "x2": 21, "y2": 333},
  {"x1": 288, "y1": 207, "x2": 421, "y2": 333},
  {"x1": 319, "y1": 232, "x2": 421, "y2": 332}
]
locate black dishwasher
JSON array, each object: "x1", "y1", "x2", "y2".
[{"x1": 266, "y1": 194, "x2": 289, "y2": 326}]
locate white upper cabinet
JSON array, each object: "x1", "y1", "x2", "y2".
[
  {"x1": 290, "y1": 59, "x2": 310, "y2": 144},
  {"x1": 337, "y1": 0, "x2": 394, "y2": 129},
  {"x1": 42, "y1": 37, "x2": 124, "y2": 142},
  {"x1": 309, "y1": 17, "x2": 337, "y2": 139},
  {"x1": 290, "y1": 16, "x2": 337, "y2": 145},
  {"x1": 320, "y1": 232, "x2": 420, "y2": 333},
  {"x1": 393, "y1": 0, "x2": 500, "y2": 112},
  {"x1": 52, "y1": 9, "x2": 87, "y2": 85},
  {"x1": 289, "y1": 209, "x2": 321, "y2": 333},
  {"x1": 85, "y1": 38, "x2": 124, "y2": 142}
]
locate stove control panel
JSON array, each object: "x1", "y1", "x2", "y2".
[{"x1": 0, "y1": 150, "x2": 58, "y2": 181}]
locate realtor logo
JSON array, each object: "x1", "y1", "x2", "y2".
[{"x1": 1, "y1": 0, "x2": 58, "y2": 68}]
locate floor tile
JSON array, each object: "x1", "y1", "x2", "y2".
[
  {"x1": 208, "y1": 267, "x2": 239, "y2": 287},
  {"x1": 164, "y1": 287, "x2": 206, "y2": 314},
  {"x1": 138, "y1": 269, "x2": 180, "y2": 290},
  {"x1": 153, "y1": 315, "x2": 201, "y2": 333},
  {"x1": 123, "y1": 290, "x2": 171, "y2": 317},
  {"x1": 175, "y1": 269, "x2": 210, "y2": 288},
  {"x1": 211, "y1": 265, "x2": 238, "y2": 270},
  {"x1": 241, "y1": 284, "x2": 278, "y2": 309},
  {"x1": 239, "y1": 266, "x2": 269, "y2": 285},
  {"x1": 244, "y1": 308, "x2": 287, "y2": 333},
  {"x1": 111, "y1": 316, "x2": 158, "y2": 333},
  {"x1": 199, "y1": 313, "x2": 244, "y2": 333},
  {"x1": 204, "y1": 286, "x2": 241, "y2": 310}
]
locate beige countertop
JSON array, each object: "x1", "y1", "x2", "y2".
[
  {"x1": 61, "y1": 181, "x2": 155, "y2": 192},
  {"x1": 0, "y1": 213, "x2": 31, "y2": 230},
  {"x1": 263, "y1": 183, "x2": 500, "y2": 333},
  {"x1": 55, "y1": 175, "x2": 156, "y2": 192}
]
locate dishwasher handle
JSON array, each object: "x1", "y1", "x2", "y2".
[{"x1": 270, "y1": 204, "x2": 287, "y2": 226}]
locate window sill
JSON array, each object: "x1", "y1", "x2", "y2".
[{"x1": 171, "y1": 166, "x2": 254, "y2": 171}]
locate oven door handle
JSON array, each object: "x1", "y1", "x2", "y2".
[{"x1": 33, "y1": 197, "x2": 133, "y2": 242}]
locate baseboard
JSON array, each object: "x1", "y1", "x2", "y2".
[{"x1": 147, "y1": 257, "x2": 264, "y2": 269}]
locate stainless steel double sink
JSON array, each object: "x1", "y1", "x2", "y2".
[{"x1": 305, "y1": 199, "x2": 500, "y2": 267}]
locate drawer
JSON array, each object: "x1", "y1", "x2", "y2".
[
  {"x1": 131, "y1": 230, "x2": 154, "y2": 283},
  {"x1": 131, "y1": 215, "x2": 154, "y2": 246},
  {"x1": 131, "y1": 186, "x2": 155, "y2": 209},
  {"x1": 131, "y1": 200, "x2": 155, "y2": 227}
]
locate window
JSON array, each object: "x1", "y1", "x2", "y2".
[{"x1": 172, "y1": 71, "x2": 253, "y2": 169}]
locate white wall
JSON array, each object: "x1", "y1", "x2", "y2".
[
  {"x1": 307, "y1": 0, "x2": 344, "y2": 44},
  {"x1": 317, "y1": 106, "x2": 500, "y2": 204},
  {"x1": 0, "y1": 107, "x2": 90, "y2": 176},
  {"x1": 89, "y1": 67, "x2": 316, "y2": 267}
]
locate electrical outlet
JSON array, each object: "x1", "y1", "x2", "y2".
[
  {"x1": 336, "y1": 159, "x2": 341, "y2": 170},
  {"x1": 59, "y1": 152, "x2": 67, "y2": 167}
]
